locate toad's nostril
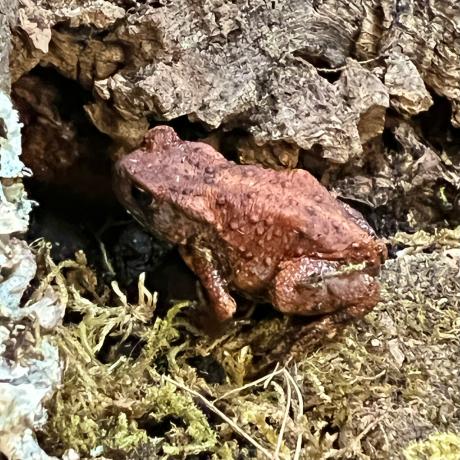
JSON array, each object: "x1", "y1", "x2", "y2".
[{"x1": 131, "y1": 184, "x2": 151, "y2": 209}]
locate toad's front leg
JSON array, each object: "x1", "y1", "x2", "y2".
[
  {"x1": 269, "y1": 258, "x2": 380, "y2": 317},
  {"x1": 179, "y1": 245, "x2": 237, "y2": 321}
]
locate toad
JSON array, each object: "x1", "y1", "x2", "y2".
[{"x1": 114, "y1": 126, "x2": 387, "y2": 322}]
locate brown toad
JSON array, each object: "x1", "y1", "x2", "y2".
[{"x1": 114, "y1": 126, "x2": 387, "y2": 322}]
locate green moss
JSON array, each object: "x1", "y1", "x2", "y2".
[
  {"x1": 403, "y1": 432, "x2": 460, "y2": 460},
  {"x1": 35, "y1": 250, "x2": 217, "y2": 457},
  {"x1": 36, "y1": 228, "x2": 460, "y2": 459}
]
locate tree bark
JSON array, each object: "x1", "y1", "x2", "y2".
[{"x1": 10, "y1": 0, "x2": 460, "y2": 228}]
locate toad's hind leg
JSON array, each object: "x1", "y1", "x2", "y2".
[
  {"x1": 179, "y1": 245, "x2": 237, "y2": 322},
  {"x1": 269, "y1": 258, "x2": 380, "y2": 316}
]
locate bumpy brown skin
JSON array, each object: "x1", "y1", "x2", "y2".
[{"x1": 114, "y1": 126, "x2": 387, "y2": 322}]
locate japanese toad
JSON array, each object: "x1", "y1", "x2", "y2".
[{"x1": 114, "y1": 126, "x2": 387, "y2": 322}]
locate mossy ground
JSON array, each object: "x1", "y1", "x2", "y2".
[{"x1": 36, "y1": 228, "x2": 460, "y2": 459}]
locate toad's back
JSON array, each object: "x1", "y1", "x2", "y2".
[
  {"x1": 115, "y1": 126, "x2": 376, "y2": 265},
  {"x1": 203, "y1": 162, "x2": 373, "y2": 262}
]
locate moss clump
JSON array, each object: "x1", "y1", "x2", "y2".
[
  {"x1": 403, "y1": 432, "x2": 460, "y2": 460},
  {"x1": 35, "y1": 247, "x2": 217, "y2": 458},
  {"x1": 36, "y1": 227, "x2": 460, "y2": 459}
]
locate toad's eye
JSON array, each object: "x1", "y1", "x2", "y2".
[{"x1": 131, "y1": 184, "x2": 152, "y2": 209}]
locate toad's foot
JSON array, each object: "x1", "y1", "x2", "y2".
[{"x1": 269, "y1": 257, "x2": 380, "y2": 316}]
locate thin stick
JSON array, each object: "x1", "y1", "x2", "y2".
[
  {"x1": 265, "y1": 362, "x2": 281, "y2": 389},
  {"x1": 163, "y1": 375, "x2": 274, "y2": 459},
  {"x1": 293, "y1": 434, "x2": 303, "y2": 460},
  {"x1": 284, "y1": 368, "x2": 305, "y2": 458},
  {"x1": 98, "y1": 240, "x2": 116, "y2": 276},
  {"x1": 284, "y1": 369, "x2": 304, "y2": 419},
  {"x1": 275, "y1": 372, "x2": 292, "y2": 459},
  {"x1": 214, "y1": 365, "x2": 284, "y2": 402}
]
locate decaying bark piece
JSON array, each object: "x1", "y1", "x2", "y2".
[
  {"x1": 4, "y1": 1, "x2": 427, "y2": 158},
  {"x1": 9, "y1": 0, "x2": 460, "y2": 229},
  {"x1": 384, "y1": 51, "x2": 433, "y2": 117},
  {"x1": 378, "y1": 1, "x2": 460, "y2": 126},
  {"x1": 0, "y1": 0, "x2": 18, "y2": 93}
]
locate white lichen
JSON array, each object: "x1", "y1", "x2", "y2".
[
  {"x1": 0, "y1": 91, "x2": 28, "y2": 178},
  {"x1": 0, "y1": 91, "x2": 35, "y2": 235},
  {"x1": 0, "y1": 90, "x2": 64, "y2": 460}
]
